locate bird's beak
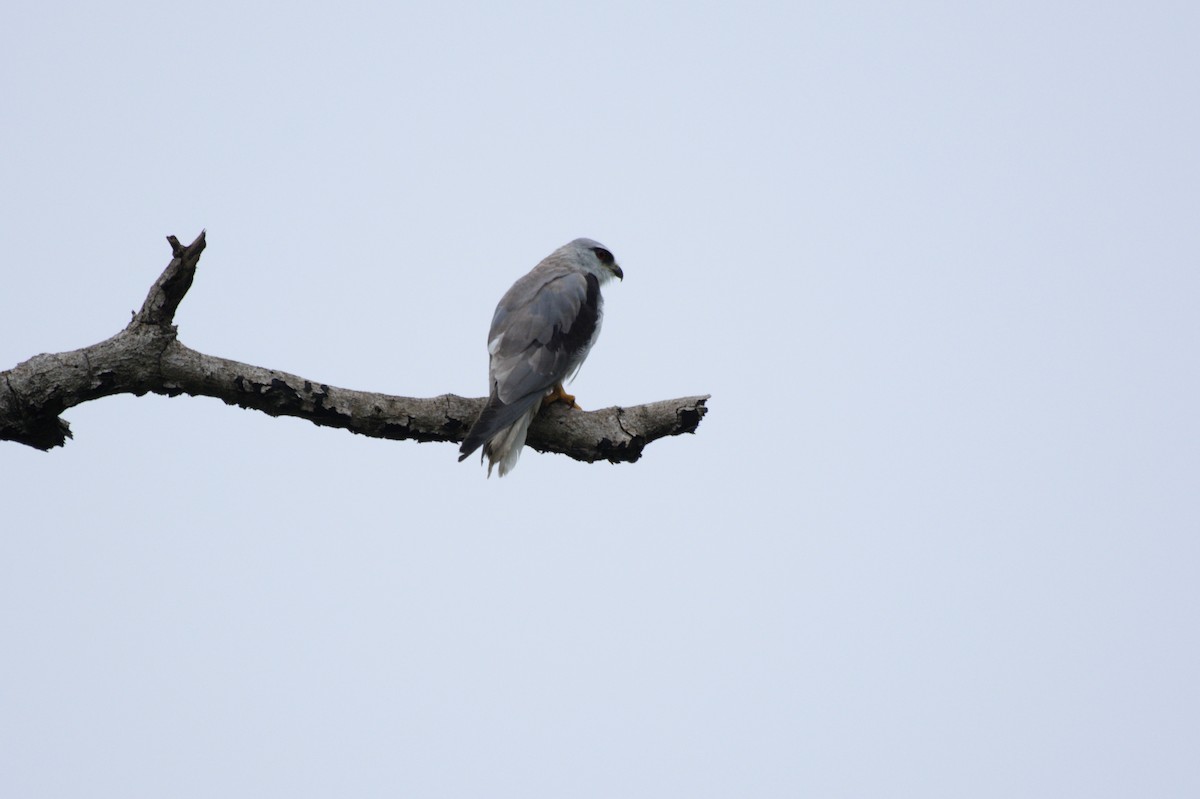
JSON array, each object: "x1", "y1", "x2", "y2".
[{"x1": 612, "y1": 263, "x2": 624, "y2": 281}]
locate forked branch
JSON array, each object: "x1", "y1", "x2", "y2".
[{"x1": 0, "y1": 232, "x2": 709, "y2": 463}]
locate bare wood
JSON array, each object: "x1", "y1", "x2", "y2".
[{"x1": 1, "y1": 232, "x2": 709, "y2": 463}]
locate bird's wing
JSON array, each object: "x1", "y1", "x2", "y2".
[{"x1": 488, "y1": 265, "x2": 600, "y2": 405}]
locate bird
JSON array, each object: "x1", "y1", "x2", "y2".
[{"x1": 459, "y1": 238, "x2": 623, "y2": 477}]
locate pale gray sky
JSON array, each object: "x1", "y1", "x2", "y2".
[{"x1": 2, "y1": 2, "x2": 1198, "y2": 797}]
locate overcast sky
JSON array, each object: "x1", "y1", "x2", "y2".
[{"x1": 2, "y1": 2, "x2": 1198, "y2": 797}]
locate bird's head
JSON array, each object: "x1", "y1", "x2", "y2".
[{"x1": 568, "y1": 238, "x2": 623, "y2": 284}]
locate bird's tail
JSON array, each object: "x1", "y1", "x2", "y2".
[
  {"x1": 458, "y1": 392, "x2": 543, "y2": 477},
  {"x1": 482, "y1": 402, "x2": 539, "y2": 477}
]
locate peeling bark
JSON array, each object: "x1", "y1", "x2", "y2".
[{"x1": 1, "y1": 232, "x2": 709, "y2": 464}]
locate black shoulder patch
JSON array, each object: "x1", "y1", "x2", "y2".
[{"x1": 548, "y1": 272, "x2": 600, "y2": 355}]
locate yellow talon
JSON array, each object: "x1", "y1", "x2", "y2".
[{"x1": 544, "y1": 382, "x2": 582, "y2": 410}]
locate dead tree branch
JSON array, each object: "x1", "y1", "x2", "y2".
[{"x1": 1, "y1": 232, "x2": 709, "y2": 464}]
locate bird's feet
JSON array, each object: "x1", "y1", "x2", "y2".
[{"x1": 544, "y1": 382, "x2": 582, "y2": 410}]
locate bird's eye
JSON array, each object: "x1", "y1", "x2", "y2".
[{"x1": 591, "y1": 247, "x2": 614, "y2": 266}]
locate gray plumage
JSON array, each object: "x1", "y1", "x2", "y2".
[{"x1": 459, "y1": 238, "x2": 623, "y2": 476}]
